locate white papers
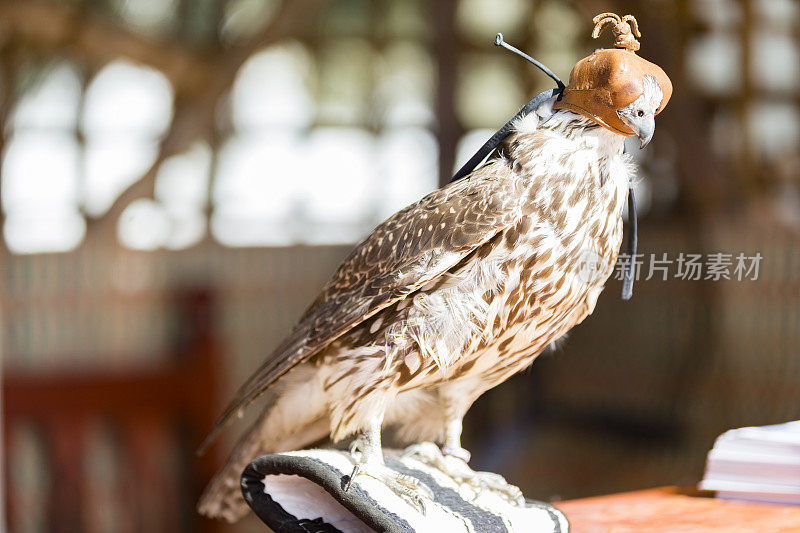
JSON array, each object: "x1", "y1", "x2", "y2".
[{"x1": 699, "y1": 421, "x2": 800, "y2": 505}]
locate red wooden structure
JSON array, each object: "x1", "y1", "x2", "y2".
[{"x1": 3, "y1": 289, "x2": 223, "y2": 532}]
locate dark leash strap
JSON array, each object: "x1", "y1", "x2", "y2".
[
  {"x1": 451, "y1": 33, "x2": 564, "y2": 184},
  {"x1": 450, "y1": 88, "x2": 562, "y2": 183},
  {"x1": 450, "y1": 33, "x2": 637, "y2": 300},
  {"x1": 622, "y1": 188, "x2": 637, "y2": 300}
]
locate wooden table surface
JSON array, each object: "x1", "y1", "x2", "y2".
[{"x1": 555, "y1": 486, "x2": 800, "y2": 532}]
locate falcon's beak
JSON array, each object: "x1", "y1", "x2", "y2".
[
  {"x1": 618, "y1": 110, "x2": 656, "y2": 149},
  {"x1": 636, "y1": 116, "x2": 655, "y2": 149}
]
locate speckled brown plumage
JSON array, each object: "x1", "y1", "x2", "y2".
[{"x1": 199, "y1": 104, "x2": 636, "y2": 521}]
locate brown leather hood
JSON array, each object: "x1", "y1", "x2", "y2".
[{"x1": 552, "y1": 13, "x2": 672, "y2": 136}]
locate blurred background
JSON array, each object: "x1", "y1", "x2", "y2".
[{"x1": 1, "y1": 0, "x2": 799, "y2": 531}]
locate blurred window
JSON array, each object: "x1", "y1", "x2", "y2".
[
  {"x1": 211, "y1": 19, "x2": 439, "y2": 247},
  {"x1": 687, "y1": 0, "x2": 800, "y2": 174},
  {"x1": 1, "y1": 0, "x2": 586, "y2": 252},
  {"x1": 2, "y1": 59, "x2": 173, "y2": 253},
  {"x1": 3, "y1": 62, "x2": 85, "y2": 253},
  {"x1": 82, "y1": 61, "x2": 173, "y2": 218}
]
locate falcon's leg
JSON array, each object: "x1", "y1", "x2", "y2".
[
  {"x1": 346, "y1": 413, "x2": 432, "y2": 512},
  {"x1": 441, "y1": 403, "x2": 471, "y2": 462},
  {"x1": 404, "y1": 386, "x2": 525, "y2": 506},
  {"x1": 349, "y1": 415, "x2": 383, "y2": 464}
]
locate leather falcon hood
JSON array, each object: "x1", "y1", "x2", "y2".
[{"x1": 552, "y1": 13, "x2": 672, "y2": 136}]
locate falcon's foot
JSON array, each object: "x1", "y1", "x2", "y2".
[
  {"x1": 403, "y1": 442, "x2": 525, "y2": 506},
  {"x1": 346, "y1": 441, "x2": 433, "y2": 513}
]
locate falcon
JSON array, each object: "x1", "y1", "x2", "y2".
[{"x1": 199, "y1": 13, "x2": 672, "y2": 521}]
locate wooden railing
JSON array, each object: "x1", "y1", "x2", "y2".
[{"x1": 3, "y1": 289, "x2": 223, "y2": 533}]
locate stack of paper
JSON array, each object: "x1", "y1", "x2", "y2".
[{"x1": 699, "y1": 421, "x2": 800, "y2": 505}]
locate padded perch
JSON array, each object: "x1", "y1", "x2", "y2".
[{"x1": 241, "y1": 447, "x2": 569, "y2": 532}]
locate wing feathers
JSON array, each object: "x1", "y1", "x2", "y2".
[{"x1": 200, "y1": 164, "x2": 522, "y2": 451}]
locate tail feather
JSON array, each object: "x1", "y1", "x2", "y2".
[{"x1": 198, "y1": 364, "x2": 329, "y2": 522}]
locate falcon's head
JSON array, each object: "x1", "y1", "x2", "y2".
[
  {"x1": 552, "y1": 13, "x2": 672, "y2": 149},
  {"x1": 616, "y1": 74, "x2": 664, "y2": 149}
]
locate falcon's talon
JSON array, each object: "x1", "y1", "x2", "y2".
[
  {"x1": 342, "y1": 463, "x2": 360, "y2": 492},
  {"x1": 466, "y1": 472, "x2": 525, "y2": 506},
  {"x1": 441, "y1": 445, "x2": 471, "y2": 463},
  {"x1": 396, "y1": 473, "x2": 418, "y2": 486},
  {"x1": 355, "y1": 461, "x2": 431, "y2": 514},
  {"x1": 402, "y1": 441, "x2": 442, "y2": 462},
  {"x1": 405, "y1": 442, "x2": 525, "y2": 507},
  {"x1": 472, "y1": 474, "x2": 526, "y2": 506}
]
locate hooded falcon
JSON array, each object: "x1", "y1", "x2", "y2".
[{"x1": 199, "y1": 13, "x2": 672, "y2": 521}]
